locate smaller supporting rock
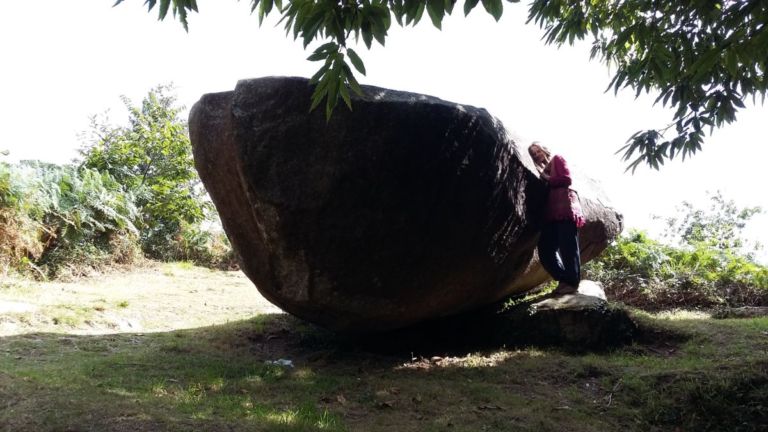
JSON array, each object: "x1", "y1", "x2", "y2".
[
  {"x1": 499, "y1": 280, "x2": 637, "y2": 350},
  {"x1": 364, "y1": 280, "x2": 638, "y2": 354}
]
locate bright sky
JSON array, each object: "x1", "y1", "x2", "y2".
[{"x1": 2, "y1": 0, "x2": 767, "y2": 261}]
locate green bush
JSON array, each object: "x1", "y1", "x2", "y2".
[
  {"x1": 0, "y1": 163, "x2": 45, "y2": 272},
  {"x1": 79, "y1": 85, "x2": 211, "y2": 260},
  {"x1": 588, "y1": 193, "x2": 767, "y2": 310},
  {"x1": 1, "y1": 159, "x2": 234, "y2": 278},
  {"x1": 142, "y1": 221, "x2": 238, "y2": 270},
  {"x1": 3, "y1": 85, "x2": 243, "y2": 278},
  {"x1": 585, "y1": 230, "x2": 768, "y2": 309},
  {"x1": 0, "y1": 161, "x2": 142, "y2": 279}
]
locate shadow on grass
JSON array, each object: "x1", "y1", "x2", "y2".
[{"x1": 2, "y1": 312, "x2": 767, "y2": 432}]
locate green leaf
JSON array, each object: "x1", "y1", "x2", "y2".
[
  {"x1": 302, "y1": 10, "x2": 326, "y2": 47},
  {"x1": 339, "y1": 76, "x2": 353, "y2": 110},
  {"x1": 369, "y1": 11, "x2": 388, "y2": 46},
  {"x1": 404, "y1": 0, "x2": 420, "y2": 25},
  {"x1": 427, "y1": 0, "x2": 445, "y2": 29},
  {"x1": 159, "y1": 0, "x2": 171, "y2": 21},
  {"x1": 307, "y1": 42, "x2": 338, "y2": 63},
  {"x1": 347, "y1": 48, "x2": 366, "y2": 75},
  {"x1": 414, "y1": 1, "x2": 426, "y2": 25},
  {"x1": 372, "y1": 25, "x2": 386, "y2": 46},
  {"x1": 444, "y1": 0, "x2": 455, "y2": 15},
  {"x1": 310, "y1": 91, "x2": 325, "y2": 112},
  {"x1": 258, "y1": 0, "x2": 274, "y2": 24},
  {"x1": 320, "y1": 41, "x2": 340, "y2": 53},
  {"x1": 325, "y1": 76, "x2": 340, "y2": 121},
  {"x1": 343, "y1": 64, "x2": 365, "y2": 96},
  {"x1": 393, "y1": 9, "x2": 404, "y2": 26},
  {"x1": 307, "y1": 51, "x2": 328, "y2": 61},
  {"x1": 361, "y1": 22, "x2": 373, "y2": 49},
  {"x1": 310, "y1": 76, "x2": 330, "y2": 112},
  {"x1": 690, "y1": 49, "x2": 720, "y2": 82},
  {"x1": 464, "y1": 0, "x2": 480, "y2": 16},
  {"x1": 481, "y1": 0, "x2": 503, "y2": 21}
]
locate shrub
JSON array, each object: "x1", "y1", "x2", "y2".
[
  {"x1": 585, "y1": 230, "x2": 768, "y2": 309},
  {"x1": 0, "y1": 162, "x2": 142, "y2": 279},
  {"x1": 142, "y1": 221, "x2": 238, "y2": 270},
  {"x1": 4, "y1": 85, "x2": 240, "y2": 278},
  {"x1": 79, "y1": 85, "x2": 211, "y2": 259},
  {"x1": 0, "y1": 163, "x2": 45, "y2": 274}
]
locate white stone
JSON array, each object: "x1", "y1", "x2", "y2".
[{"x1": 576, "y1": 280, "x2": 607, "y2": 300}]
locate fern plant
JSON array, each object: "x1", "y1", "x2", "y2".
[{"x1": 0, "y1": 161, "x2": 142, "y2": 278}]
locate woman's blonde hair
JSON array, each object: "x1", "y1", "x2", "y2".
[{"x1": 528, "y1": 141, "x2": 552, "y2": 169}]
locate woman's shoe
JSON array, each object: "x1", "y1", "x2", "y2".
[{"x1": 552, "y1": 282, "x2": 578, "y2": 295}]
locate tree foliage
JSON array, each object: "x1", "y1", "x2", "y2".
[
  {"x1": 119, "y1": 0, "x2": 767, "y2": 170},
  {"x1": 585, "y1": 191, "x2": 767, "y2": 309},
  {"x1": 79, "y1": 85, "x2": 210, "y2": 256},
  {"x1": 2, "y1": 84, "x2": 235, "y2": 276},
  {"x1": 657, "y1": 190, "x2": 762, "y2": 254},
  {"x1": 117, "y1": 0, "x2": 515, "y2": 120},
  {"x1": 528, "y1": 0, "x2": 768, "y2": 172}
]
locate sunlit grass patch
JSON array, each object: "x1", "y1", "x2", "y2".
[
  {"x1": 253, "y1": 404, "x2": 343, "y2": 431},
  {"x1": 49, "y1": 304, "x2": 98, "y2": 327},
  {"x1": 653, "y1": 309, "x2": 712, "y2": 320},
  {"x1": 162, "y1": 261, "x2": 198, "y2": 276},
  {"x1": 0, "y1": 278, "x2": 36, "y2": 295},
  {"x1": 502, "y1": 281, "x2": 556, "y2": 310},
  {"x1": 395, "y1": 349, "x2": 550, "y2": 372}
]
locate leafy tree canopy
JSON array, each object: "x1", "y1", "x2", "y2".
[
  {"x1": 118, "y1": 0, "x2": 768, "y2": 171},
  {"x1": 657, "y1": 190, "x2": 763, "y2": 255},
  {"x1": 79, "y1": 84, "x2": 210, "y2": 254}
]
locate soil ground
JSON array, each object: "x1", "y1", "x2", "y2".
[{"x1": 1, "y1": 263, "x2": 767, "y2": 431}]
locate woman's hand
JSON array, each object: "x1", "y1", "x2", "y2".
[{"x1": 540, "y1": 171, "x2": 550, "y2": 182}]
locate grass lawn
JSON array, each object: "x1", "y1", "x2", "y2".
[{"x1": 1, "y1": 263, "x2": 767, "y2": 431}]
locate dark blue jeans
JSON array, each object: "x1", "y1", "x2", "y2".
[{"x1": 538, "y1": 220, "x2": 581, "y2": 287}]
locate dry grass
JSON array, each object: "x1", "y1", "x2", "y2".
[{"x1": 0, "y1": 262, "x2": 280, "y2": 336}]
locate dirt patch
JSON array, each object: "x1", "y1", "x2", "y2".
[{"x1": 0, "y1": 262, "x2": 282, "y2": 336}]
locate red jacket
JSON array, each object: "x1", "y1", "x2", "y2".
[{"x1": 544, "y1": 155, "x2": 585, "y2": 228}]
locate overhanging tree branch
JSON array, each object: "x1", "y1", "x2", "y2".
[{"x1": 116, "y1": 0, "x2": 768, "y2": 171}]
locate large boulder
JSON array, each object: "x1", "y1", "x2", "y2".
[{"x1": 189, "y1": 77, "x2": 622, "y2": 333}]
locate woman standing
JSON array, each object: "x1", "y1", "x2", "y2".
[{"x1": 528, "y1": 142, "x2": 585, "y2": 295}]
